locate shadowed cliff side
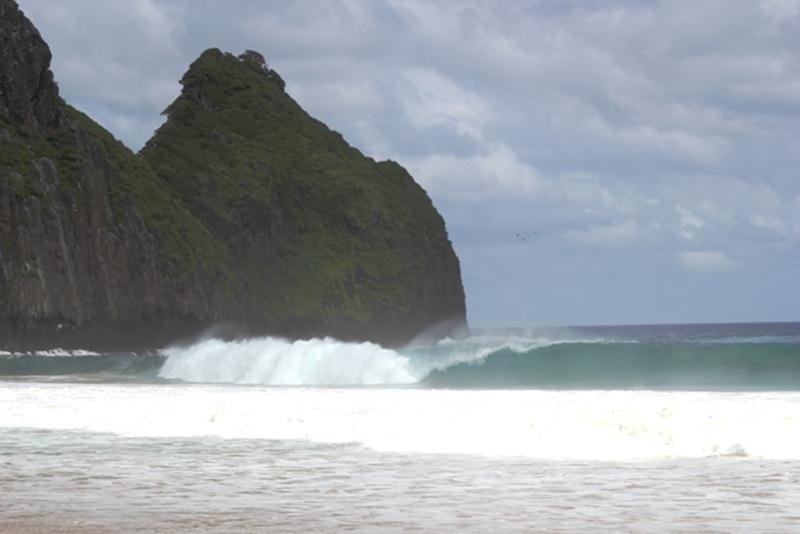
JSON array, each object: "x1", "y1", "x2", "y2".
[
  {"x1": 0, "y1": 0, "x2": 467, "y2": 350},
  {"x1": 0, "y1": 0, "x2": 243, "y2": 349}
]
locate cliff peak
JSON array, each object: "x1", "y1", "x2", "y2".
[
  {"x1": 142, "y1": 47, "x2": 467, "y2": 345},
  {"x1": 0, "y1": 0, "x2": 60, "y2": 129},
  {"x1": 178, "y1": 48, "x2": 286, "y2": 95}
]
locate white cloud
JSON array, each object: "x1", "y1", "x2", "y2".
[
  {"x1": 566, "y1": 220, "x2": 642, "y2": 248},
  {"x1": 675, "y1": 205, "x2": 705, "y2": 240},
  {"x1": 761, "y1": 0, "x2": 800, "y2": 20},
  {"x1": 409, "y1": 143, "x2": 539, "y2": 201},
  {"x1": 750, "y1": 214, "x2": 791, "y2": 238},
  {"x1": 677, "y1": 250, "x2": 734, "y2": 273},
  {"x1": 619, "y1": 125, "x2": 724, "y2": 165},
  {"x1": 400, "y1": 68, "x2": 489, "y2": 140},
  {"x1": 288, "y1": 73, "x2": 385, "y2": 116}
]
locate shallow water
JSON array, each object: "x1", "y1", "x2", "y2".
[
  {"x1": 2, "y1": 382, "x2": 800, "y2": 532},
  {"x1": 3, "y1": 428, "x2": 800, "y2": 533}
]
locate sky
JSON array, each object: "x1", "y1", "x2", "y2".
[{"x1": 16, "y1": 0, "x2": 800, "y2": 327}]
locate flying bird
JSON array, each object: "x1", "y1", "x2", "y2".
[{"x1": 515, "y1": 230, "x2": 539, "y2": 243}]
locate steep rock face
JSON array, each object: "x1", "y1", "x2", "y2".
[
  {"x1": 0, "y1": 0, "x2": 237, "y2": 349},
  {"x1": 0, "y1": 0, "x2": 59, "y2": 129},
  {"x1": 0, "y1": 0, "x2": 467, "y2": 349},
  {"x1": 141, "y1": 49, "x2": 466, "y2": 343}
]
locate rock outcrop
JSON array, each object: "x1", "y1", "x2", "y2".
[{"x1": 0, "y1": 0, "x2": 467, "y2": 350}]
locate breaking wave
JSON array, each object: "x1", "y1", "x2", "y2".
[
  {"x1": 159, "y1": 337, "x2": 416, "y2": 386},
  {"x1": 1, "y1": 327, "x2": 798, "y2": 390}
]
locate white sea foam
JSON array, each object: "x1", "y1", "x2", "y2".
[
  {"x1": 160, "y1": 337, "x2": 417, "y2": 385},
  {"x1": 0, "y1": 348, "x2": 101, "y2": 357},
  {"x1": 47, "y1": 349, "x2": 101, "y2": 357},
  {"x1": 1, "y1": 382, "x2": 799, "y2": 460}
]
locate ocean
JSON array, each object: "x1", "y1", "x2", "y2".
[{"x1": 2, "y1": 322, "x2": 799, "y2": 532}]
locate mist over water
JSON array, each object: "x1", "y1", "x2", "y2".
[{"x1": 4, "y1": 427, "x2": 799, "y2": 533}]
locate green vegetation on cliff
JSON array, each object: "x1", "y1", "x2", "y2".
[
  {"x1": 65, "y1": 106, "x2": 234, "y2": 281},
  {"x1": 1, "y1": 99, "x2": 234, "y2": 285},
  {"x1": 141, "y1": 49, "x2": 465, "y2": 340}
]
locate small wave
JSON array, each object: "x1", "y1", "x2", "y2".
[
  {"x1": 0, "y1": 352, "x2": 162, "y2": 377},
  {"x1": 689, "y1": 335, "x2": 799, "y2": 345},
  {"x1": 159, "y1": 337, "x2": 416, "y2": 386},
  {"x1": 401, "y1": 334, "x2": 613, "y2": 375}
]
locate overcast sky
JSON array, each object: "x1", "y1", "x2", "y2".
[{"x1": 17, "y1": 0, "x2": 800, "y2": 326}]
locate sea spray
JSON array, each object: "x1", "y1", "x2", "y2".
[{"x1": 402, "y1": 334, "x2": 594, "y2": 374}]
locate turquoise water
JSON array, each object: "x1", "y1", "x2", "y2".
[{"x1": 422, "y1": 341, "x2": 800, "y2": 389}]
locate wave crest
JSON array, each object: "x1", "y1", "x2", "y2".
[{"x1": 159, "y1": 337, "x2": 416, "y2": 386}]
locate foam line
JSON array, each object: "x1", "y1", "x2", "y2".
[{"x1": 2, "y1": 383, "x2": 799, "y2": 460}]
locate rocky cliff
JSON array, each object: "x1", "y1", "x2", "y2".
[
  {"x1": 0, "y1": 0, "x2": 240, "y2": 349},
  {"x1": 0, "y1": 0, "x2": 467, "y2": 350}
]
